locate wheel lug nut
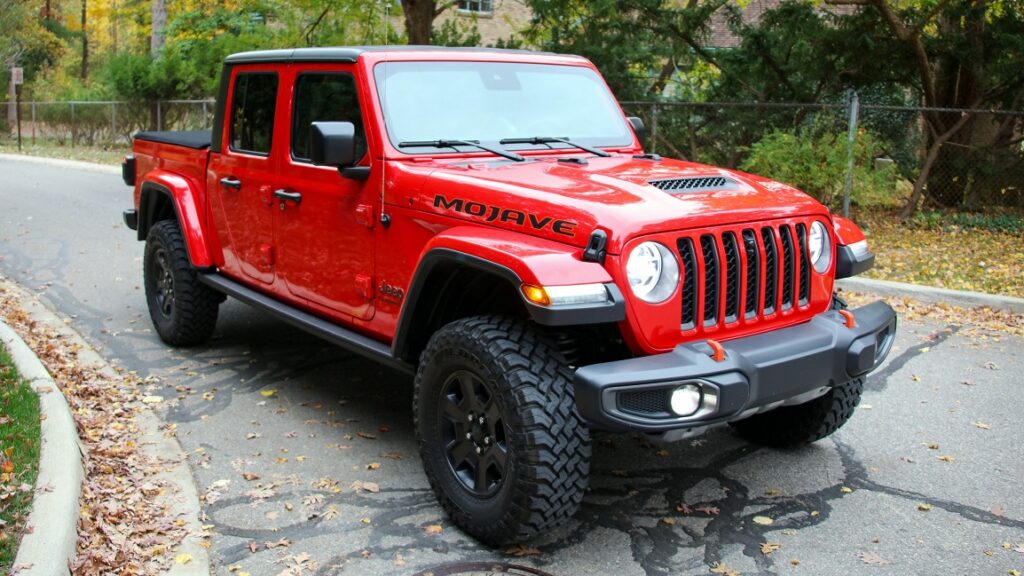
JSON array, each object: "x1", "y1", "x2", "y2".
[
  {"x1": 478, "y1": 416, "x2": 485, "y2": 424},
  {"x1": 484, "y1": 436, "x2": 491, "y2": 445},
  {"x1": 467, "y1": 413, "x2": 474, "y2": 421},
  {"x1": 466, "y1": 432, "x2": 472, "y2": 440},
  {"x1": 475, "y1": 446, "x2": 482, "y2": 454}
]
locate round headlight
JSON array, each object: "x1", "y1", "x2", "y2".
[
  {"x1": 808, "y1": 221, "x2": 832, "y2": 273},
  {"x1": 626, "y1": 241, "x2": 679, "y2": 303}
]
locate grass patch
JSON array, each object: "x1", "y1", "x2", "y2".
[
  {"x1": 0, "y1": 344, "x2": 41, "y2": 573},
  {"x1": 0, "y1": 141, "x2": 127, "y2": 166},
  {"x1": 853, "y1": 206, "x2": 1024, "y2": 298}
]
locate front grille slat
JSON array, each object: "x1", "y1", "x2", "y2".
[
  {"x1": 700, "y1": 235, "x2": 719, "y2": 326},
  {"x1": 796, "y1": 224, "x2": 810, "y2": 304},
  {"x1": 676, "y1": 220, "x2": 813, "y2": 333},
  {"x1": 742, "y1": 230, "x2": 759, "y2": 318},
  {"x1": 722, "y1": 233, "x2": 741, "y2": 322},
  {"x1": 761, "y1": 227, "x2": 778, "y2": 315},
  {"x1": 780, "y1": 225, "x2": 795, "y2": 310},
  {"x1": 677, "y1": 238, "x2": 698, "y2": 330}
]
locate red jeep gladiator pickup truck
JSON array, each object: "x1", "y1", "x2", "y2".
[{"x1": 122, "y1": 46, "x2": 896, "y2": 545}]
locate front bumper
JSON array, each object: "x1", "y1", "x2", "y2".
[{"x1": 574, "y1": 301, "x2": 897, "y2": 436}]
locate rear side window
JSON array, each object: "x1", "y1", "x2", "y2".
[
  {"x1": 230, "y1": 73, "x2": 278, "y2": 155},
  {"x1": 291, "y1": 73, "x2": 367, "y2": 162}
]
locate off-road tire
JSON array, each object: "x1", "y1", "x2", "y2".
[
  {"x1": 144, "y1": 220, "x2": 220, "y2": 346},
  {"x1": 730, "y1": 293, "x2": 863, "y2": 447},
  {"x1": 414, "y1": 316, "x2": 591, "y2": 545}
]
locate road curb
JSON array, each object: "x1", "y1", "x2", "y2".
[
  {"x1": 0, "y1": 280, "x2": 211, "y2": 575},
  {"x1": 837, "y1": 277, "x2": 1024, "y2": 314},
  {"x1": 0, "y1": 321, "x2": 83, "y2": 576},
  {"x1": 0, "y1": 152, "x2": 120, "y2": 175}
]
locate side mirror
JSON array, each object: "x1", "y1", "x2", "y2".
[
  {"x1": 627, "y1": 116, "x2": 646, "y2": 149},
  {"x1": 310, "y1": 121, "x2": 357, "y2": 167}
]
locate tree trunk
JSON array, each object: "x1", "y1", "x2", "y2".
[
  {"x1": 80, "y1": 0, "x2": 88, "y2": 79},
  {"x1": 401, "y1": 0, "x2": 436, "y2": 45},
  {"x1": 151, "y1": 0, "x2": 167, "y2": 56}
]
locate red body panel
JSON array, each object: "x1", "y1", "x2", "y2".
[
  {"x1": 132, "y1": 139, "x2": 213, "y2": 267},
  {"x1": 131, "y1": 48, "x2": 871, "y2": 356}
]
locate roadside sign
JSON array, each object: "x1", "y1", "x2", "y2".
[{"x1": 11, "y1": 67, "x2": 23, "y2": 85}]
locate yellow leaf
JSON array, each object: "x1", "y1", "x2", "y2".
[
  {"x1": 761, "y1": 542, "x2": 781, "y2": 555},
  {"x1": 260, "y1": 389, "x2": 278, "y2": 398},
  {"x1": 840, "y1": 486, "x2": 853, "y2": 493},
  {"x1": 752, "y1": 515, "x2": 774, "y2": 525},
  {"x1": 424, "y1": 524, "x2": 443, "y2": 535},
  {"x1": 918, "y1": 503, "x2": 932, "y2": 512},
  {"x1": 661, "y1": 517, "x2": 676, "y2": 525},
  {"x1": 175, "y1": 553, "x2": 192, "y2": 565}
]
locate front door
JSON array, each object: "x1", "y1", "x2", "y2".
[
  {"x1": 275, "y1": 68, "x2": 376, "y2": 320},
  {"x1": 207, "y1": 69, "x2": 280, "y2": 284}
]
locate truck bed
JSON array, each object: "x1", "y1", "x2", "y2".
[{"x1": 134, "y1": 130, "x2": 211, "y2": 150}]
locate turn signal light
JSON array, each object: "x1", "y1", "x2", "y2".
[{"x1": 521, "y1": 284, "x2": 550, "y2": 306}]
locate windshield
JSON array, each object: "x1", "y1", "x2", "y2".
[{"x1": 373, "y1": 61, "x2": 633, "y2": 154}]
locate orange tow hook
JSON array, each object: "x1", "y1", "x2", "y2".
[
  {"x1": 706, "y1": 339, "x2": 726, "y2": 362},
  {"x1": 839, "y1": 309, "x2": 856, "y2": 329}
]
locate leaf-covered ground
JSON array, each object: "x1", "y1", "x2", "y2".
[
  {"x1": 853, "y1": 207, "x2": 1024, "y2": 298},
  {"x1": 0, "y1": 286, "x2": 188, "y2": 575},
  {"x1": 0, "y1": 344, "x2": 41, "y2": 574}
]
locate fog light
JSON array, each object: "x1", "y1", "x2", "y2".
[{"x1": 669, "y1": 384, "x2": 702, "y2": 416}]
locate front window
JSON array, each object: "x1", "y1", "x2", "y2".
[
  {"x1": 458, "y1": 0, "x2": 493, "y2": 14},
  {"x1": 373, "y1": 61, "x2": 633, "y2": 155}
]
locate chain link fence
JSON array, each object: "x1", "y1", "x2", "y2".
[
  {"x1": 621, "y1": 100, "x2": 1024, "y2": 211},
  {"x1": 4, "y1": 97, "x2": 1021, "y2": 210},
  {"x1": 5, "y1": 100, "x2": 215, "y2": 147}
]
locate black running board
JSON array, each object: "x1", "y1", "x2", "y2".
[{"x1": 199, "y1": 273, "x2": 413, "y2": 375}]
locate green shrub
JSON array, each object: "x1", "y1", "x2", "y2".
[
  {"x1": 739, "y1": 128, "x2": 896, "y2": 209},
  {"x1": 910, "y1": 210, "x2": 1024, "y2": 234}
]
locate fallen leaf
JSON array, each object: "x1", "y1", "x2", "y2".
[
  {"x1": 912, "y1": 374, "x2": 921, "y2": 382},
  {"x1": 1014, "y1": 543, "x2": 1024, "y2": 554},
  {"x1": 984, "y1": 361, "x2": 999, "y2": 370},
  {"x1": 383, "y1": 452, "x2": 403, "y2": 460},
  {"x1": 661, "y1": 517, "x2": 676, "y2": 525},
  {"x1": 790, "y1": 559, "x2": 801, "y2": 566},
  {"x1": 242, "y1": 472, "x2": 260, "y2": 481},
  {"x1": 973, "y1": 421, "x2": 992, "y2": 430},
  {"x1": 1009, "y1": 570, "x2": 1021, "y2": 576},
  {"x1": 175, "y1": 553, "x2": 192, "y2": 565},
  {"x1": 856, "y1": 551, "x2": 890, "y2": 565},
  {"x1": 938, "y1": 455, "x2": 955, "y2": 462},
  {"x1": 141, "y1": 395, "x2": 163, "y2": 404},
  {"x1": 323, "y1": 505, "x2": 339, "y2": 520},
  {"x1": 925, "y1": 443, "x2": 940, "y2": 450},
  {"x1": 423, "y1": 524, "x2": 443, "y2": 535},
  {"x1": 366, "y1": 462, "x2": 381, "y2": 470},
  {"x1": 764, "y1": 488, "x2": 782, "y2": 497},
  {"x1": 260, "y1": 389, "x2": 278, "y2": 398},
  {"x1": 840, "y1": 486, "x2": 854, "y2": 493},
  {"x1": 655, "y1": 449, "x2": 670, "y2": 457},
  {"x1": 202, "y1": 391, "x2": 215, "y2": 401},
  {"x1": 901, "y1": 456, "x2": 916, "y2": 463},
  {"x1": 753, "y1": 516, "x2": 774, "y2": 525},
  {"x1": 265, "y1": 537, "x2": 290, "y2": 549},
  {"x1": 710, "y1": 562, "x2": 740, "y2": 576},
  {"x1": 247, "y1": 541, "x2": 259, "y2": 553},
  {"x1": 918, "y1": 503, "x2": 932, "y2": 512},
  {"x1": 695, "y1": 505, "x2": 720, "y2": 515},
  {"x1": 350, "y1": 480, "x2": 380, "y2": 493},
  {"x1": 990, "y1": 506, "x2": 1004, "y2": 517},
  {"x1": 360, "y1": 517, "x2": 371, "y2": 524},
  {"x1": 761, "y1": 542, "x2": 781, "y2": 555},
  {"x1": 357, "y1": 432, "x2": 376, "y2": 440}
]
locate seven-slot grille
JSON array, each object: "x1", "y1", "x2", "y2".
[{"x1": 676, "y1": 221, "x2": 814, "y2": 331}]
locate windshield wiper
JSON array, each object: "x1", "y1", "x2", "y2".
[
  {"x1": 499, "y1": 136, "x2": 611, "y2": 158},
  {"x1": 398, "y1": 139, "x2": 525, "y2": 162}
]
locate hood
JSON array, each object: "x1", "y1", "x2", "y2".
[{"x1": 398, "y1": 154, "x2": 829, "y2": 254}]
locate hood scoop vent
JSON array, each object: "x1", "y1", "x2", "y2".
[{"x1": 648, "y1": 176, "x2": 735, "y2": 193}]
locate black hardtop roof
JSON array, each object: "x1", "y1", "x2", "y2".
[{"x1": 224, "y1": 46, "x2": 578, "y2": 65}]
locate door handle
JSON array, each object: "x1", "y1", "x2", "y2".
[
  {"x1": 273, "y1": 189, "x2": 302, "y2": 204},
  {"x1": 219, "y1": 177, "x2": 241, "y2": 190}
]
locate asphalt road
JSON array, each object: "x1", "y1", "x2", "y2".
[{"x1": 1, "y1": 156, "x2": 1022, "y2": 576}]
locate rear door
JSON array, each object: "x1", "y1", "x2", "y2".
[
  {"x1": 275, "y1": 66, "x2": 376, "y2": 320},
  {"x1": 207, "y1": 69, "x2": 280, "y2": 284}
]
